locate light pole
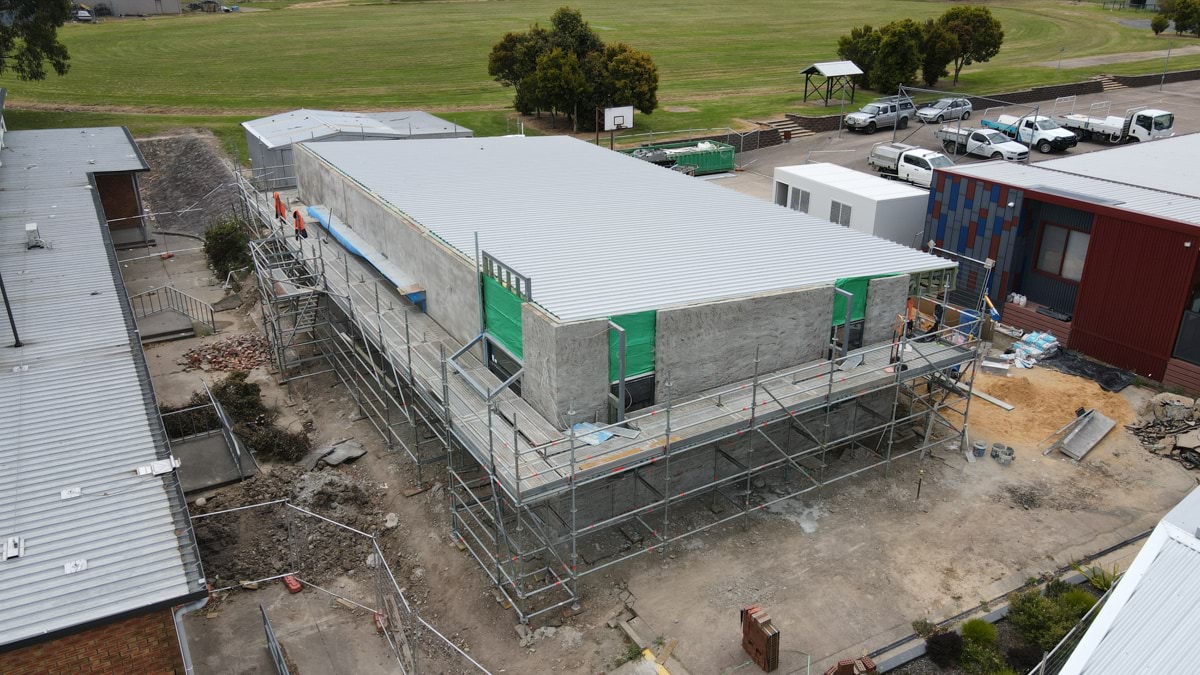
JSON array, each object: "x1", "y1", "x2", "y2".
[
  {"x1": 1161, "y1": 40, "x2": 1173, "y2": 91},
  {"x1": 1057, "y1": 47, "x2": 1065, "y2": 74}
]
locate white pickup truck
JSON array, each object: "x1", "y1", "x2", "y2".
[
  {"x1": 1056, "y1": 105, "x2": 1175, "y2": 144},
  {"x1": 981, "y1": 114, "x2": 1078, "y2": 154},
  {"x1": 867, "y1": 142, "x2": 953, "y2": 189},
  {"x1": 934, "y1": 126, "x2": 1029, "y2": 161}
]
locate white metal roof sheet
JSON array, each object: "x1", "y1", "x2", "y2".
[
  {"x1": 243, "y1": 109, "x2": 472, "y2": 149},
  {"x1": 942, "y1": 160, "x2": 1200, "y2": 227},
  {"x1": 1058, "y1": 485, "x2": 1200, "y2": 675},
  {"x1": 1035, "y1": 132, "x2": 1199, "y2": 199},
  {"x1": 776, "y1": 163, "x2": 928, "y2": 201},
  {"x1": 302, "y1": 136, "x2": 954, "y2": 322},
  {"x1": 0, "y1": 128, "x2": 203, "y2": 647},
  {"x1": 802, "y1": 61, "x2": 864, "y2": 77}
]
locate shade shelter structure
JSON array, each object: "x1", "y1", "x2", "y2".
[{"x1": 802, "y1": 61, "x2": 863, "y2": 106}]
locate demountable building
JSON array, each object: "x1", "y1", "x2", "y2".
[{"x1": 773, "y1": 163, "x2": 929, "y2": 248}]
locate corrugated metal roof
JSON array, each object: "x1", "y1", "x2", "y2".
[
  {"x1": 0, "y1": 128, "x2": 203, "y2": 648},
  {"x1": 1036, "y1": 132, "x2": 1200, "y2": 199},
  {"x1": 302, "y1": 136, "x2": 954, "y2": 322},
  {"x1": 942, "y1": 160, "x2": 1200, "y2": 227},
  {"x1": 775, "y1": 163, "x2": 928, "y2": 201},
  {"x1": 243, "y1": 109, "x2": 472, "y2": 149},
  {"x1": 801, "y1": 61, "x2": 864, "y2": 77},
  {"x1": 1058, "y1": 486, "x2": 1200, "y2": 675}
]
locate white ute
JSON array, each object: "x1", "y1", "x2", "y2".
[
  {"x1": 867, "y1": 142, "x2": 953, "y2": 189},
  {"x1": 934, "y1": 126, "x2": 1029, "y2": 161}
]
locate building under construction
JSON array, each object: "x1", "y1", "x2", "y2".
[{"x1": 239, "y1": 136, "x2": 988, "y2": 623}]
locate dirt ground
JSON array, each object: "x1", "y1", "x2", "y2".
[{"x1": 131, "y1": 129, "x2": 1197, "y2": 675}]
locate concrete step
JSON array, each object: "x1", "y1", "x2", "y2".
[
  {"x1": 761, "y1": 119, "x2": 815, "y2": 140},
  {"x1": 136, "y1": 310, "x2": 197, "y2": 343},
  {"x1": 1095, "y1": 75, "x2": 1127, "y2": 91}
]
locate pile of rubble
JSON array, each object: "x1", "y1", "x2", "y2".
[
  {"x1": 1127, "y1": 393, "x2": 1200, "y2": 469},
  {"x1": 192, "y1": 466, "x2": 393, "y2": 586},
  {"x1": 180, "y1": 334, "x2": 270, "y2": 371}
]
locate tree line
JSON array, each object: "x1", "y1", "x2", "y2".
[
  {"x1": 1152, "y1": 0, "x2": 1200, "y2": 36},
  {"x1": 837, "y1": 6, "x2": 1004, "y2": 95},
  {"x1": 488, "y1": 7, "x2": 660, "y2": 132}
]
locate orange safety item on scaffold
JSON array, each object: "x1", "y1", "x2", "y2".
[{"x1": 274, "y1": 192, "x2": 285, "y2": 221}]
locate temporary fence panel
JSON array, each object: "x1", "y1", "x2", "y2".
[
  {"x1": 832, "y1": 275, "x2": 891, "y2": 326},
  {"x1": 483, "y1": 276, "x2": 525, "y2": 359},
  {"x1": 608, "y1": 310, "x2": 657, "y2": 382}
]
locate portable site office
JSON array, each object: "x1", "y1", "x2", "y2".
[{"x1": 292, "y1": 135, "x2": 957, "y2": 426}]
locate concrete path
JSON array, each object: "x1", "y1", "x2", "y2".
[{"x1": 1038, "y1": 44, "x2": 1200, "y2": 69}]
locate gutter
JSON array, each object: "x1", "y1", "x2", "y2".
[{"x1": 172, "y1": 594, "x2": 209, "y2": 675}]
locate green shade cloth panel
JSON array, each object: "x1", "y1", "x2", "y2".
[
  {"x1": 832, "y1": 274, "x2": 893, "y2": 327},
  {"x1": 483, "y1": 276, "x2": 524, "y2": 359},
  {"x1": 608, "y1": 310, "x2": 656, "y2": 382}
]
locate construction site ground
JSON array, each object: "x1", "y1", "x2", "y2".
[{"x1": 131, "y1": 128, "x2": 1198, "y2": 674}]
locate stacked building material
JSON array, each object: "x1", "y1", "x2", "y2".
[{"x1": 740, "y1": 605, "x2": 780, "y2": 672}]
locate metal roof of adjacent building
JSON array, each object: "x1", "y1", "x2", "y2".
[
  {"x1": 1035, "y1": 132, "x2": 1200, "y2": 199},
  {"x1": 1058, "y1": 486, "x2": 1200, "y2": 675},
  {"x1": 801, "y1": 61, "x2": 864, "y2": 77},
  {"x1": 243, "y1": 109, "x2": 472, "y2": 149},
  {"x1": 301, "y1": 136, "x2": 954, "y2": 322},
  {"x1": 776, "y1": 163, "x2": 929, "y2": 201},
  {"x1": 941, "y1": 158, "x2": 1200, "y2": 228},
  {"x1": 0, "y1": 128, "x2": 205, "y2": 648}
]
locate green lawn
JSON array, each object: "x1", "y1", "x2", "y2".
[{"x1": 4, "y1": 0, "x2": 1195, "y2": 154}]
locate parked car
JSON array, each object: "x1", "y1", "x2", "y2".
[
  {"x1": 75, "y1": 9, "x2": 94, "y2": 22},
  {"x1": 916, "y1": 98, "x2": 972, "y2": 124},
  {"x1": 844, "y1": 96, "x2": 915, "y2": 134}
]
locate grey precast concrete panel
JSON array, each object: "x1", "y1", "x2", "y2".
[
  {"x1": 864, "y1": 275, "x2": 911, "y2": 345},
  {"x1": 654, "y1": 286, "x2": 836, "y2": 401},
  {"x1": 294, "y1": 145, "x2": 480, "y2": 343},
  {"x1": 521, "y1": 304, "x2": 609, "y2": 428}
]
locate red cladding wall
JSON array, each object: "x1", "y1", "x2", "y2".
[{"x1": 1069, "y1": 214, "x2": 1200, "y2": 381}]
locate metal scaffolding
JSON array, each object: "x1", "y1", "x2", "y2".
[{"x1": 238, "y1": 173, "x2": 989, "y2": 624}]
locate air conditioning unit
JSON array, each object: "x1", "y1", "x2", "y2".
[{"x1": 25, "y1": 223, "x2": 45, "y2": 250}]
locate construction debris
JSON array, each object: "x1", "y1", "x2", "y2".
[
  {"x1": 180, "y1": 333, "x2": 270, "y2": 371},
  {"x1": 1128, "y1": 416, "x2": 1200, "y2": 470}
]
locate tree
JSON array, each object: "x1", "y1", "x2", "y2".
[
  {"x1": 488, "y1": 25, "x2": 550, "y2": 114},
  {"x1": 871, "y1": 20, "x2": 924, "y2": 94},
  {"x1": 1151, "y1": 14, "x2": 1170, "y2": 35},
  {"x1": 488, "y1": 7, "x2": 659, "y2": 131},
  {"x1": 0, "y1": 0, "x2": 72, "y2": 81},
  {"x1": 921, "y1": 19, "x2": 958, "y2": 87},
  {"x1": 600, "y1": 43, "x2": 659, "y2": 115},
  {"x1": 835, "y1": 25, "x2": 880, "y2": 88},
  {"x1": 938, "y1": 5, "x2": 1005, "y2": 85},
  {"x1": 534, "y1": 48, "x2": 589, "y2": 130},
  {"x1": 548, "y1": 6, "x2": 602, "y2": 59},
  {"x1": 1173, "y1": 0, "x2": 1200, "y2": 35}
]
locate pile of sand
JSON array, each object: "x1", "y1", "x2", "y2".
[{"x1": 965, "y1": 368, "x2": 1133, "y2": 447}]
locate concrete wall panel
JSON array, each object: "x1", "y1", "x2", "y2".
[
  {"x1": 295, "y1": 146, "x2": 480, "y2": 343},
  {"x1": 864, "y1": 275, "x2": 911, "y2": 345},
  {"x1": 654, "y1": 286, "x2": 835, "y2": 400},
  {"x1": 521, "y1": 304, "x2": 609, "y2": 427}
]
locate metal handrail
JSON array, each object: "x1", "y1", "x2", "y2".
[{"x1": 129, "y1": 285, "x2": 218, "y2": 334}]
